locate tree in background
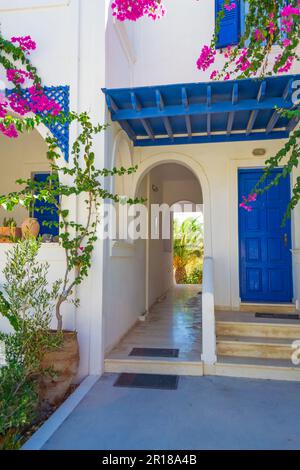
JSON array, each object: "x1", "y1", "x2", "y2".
[{"x1": 173, "y1": 217, "x2": 204, "y2": 284}]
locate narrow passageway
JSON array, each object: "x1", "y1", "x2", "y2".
[{"x1": 106, "y1": 285, "x2": 202, "y2": 362}]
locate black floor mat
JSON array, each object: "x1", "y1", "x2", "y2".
[
  {"x1": 255, "y1": 313, "x2": 300, "y2": 320},
  {"x1": 114, "y1": 373, "x2": 179, "y2": 390},
  {"x1": 129, "y1": 347, "x2": 179, "y2": 358}
]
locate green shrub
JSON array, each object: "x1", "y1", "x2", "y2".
[{"x1": 0, "y1": 239, "x2": 62, "y2": 448}]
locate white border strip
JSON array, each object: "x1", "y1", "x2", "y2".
[{"x1": 22, "y1": 375, "x2": 100, "y2": 450}]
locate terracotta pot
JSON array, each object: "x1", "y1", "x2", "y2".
[
  {"x1": 21, "y1": 217, "x2": 40, "y2": 239},
  {"x1": 0, "y1": 226, "x2": 22, "y2": 243},
  {"x1": 39, "y1": 331, "x2": 79, "y2": 407}
]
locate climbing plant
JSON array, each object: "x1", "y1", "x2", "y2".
[{"x1": 0, "y1": 34, "x2": 139, "y2": 330}]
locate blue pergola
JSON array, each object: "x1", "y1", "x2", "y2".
[{"x1": 102, "y1": 75, "x2": 300, "y2": 147}]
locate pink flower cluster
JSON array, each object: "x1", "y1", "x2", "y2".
[
  {"x1": 236, "y1": 48, "x2": 251, "y2": 72},
  {"x1": 239, "y1": 193, "x2": 257, "y2": 212},
  {"x1": 6, "y1": 69, "x2": 33, "y2": 85},
  {"x1": 11, "y1": 35, "x2": 36, "y2": 53},
  {"x1": 0, "y1": 36, "x2": 62, "y2": 138},
  {"x1": 197, "y1": 45, "x2": 216, "y2": 72},
  {"x1": 111, "y1": 0, "x2": 165, "y2": 21},
  {"x1": 276, "y1": 54, "x2": 294, "y2": 73},
  {"x1": 224, "y1": 2, "x2": 236, "y2": 12}
]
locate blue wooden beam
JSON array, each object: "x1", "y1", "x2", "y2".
[
  {"x1": 131, "y1": 92, "x2": 155, "y2": 141},
  {"x1": 246, "y1": 81, "x2": 266, "y2": 135},
  {"x1": 266, "y1": 79, "x2": 294, "y2": 134},
  {"x1": 134, "y1": 130, "x2": 289, "y2": 147},
  {"x1": 155, "y1": 90, "x2": 174, "y2": 140},
  {"x1": 106, "y1": 94, "x2": 136, "y2": 141},
  {"x1": 111, "y1": 97, "x2": 292, "y2": 122},
  {"x1": 227, "y1": 83, "x2": 238, "y2": 135},
  {"x1": 207, "y1": 85, "x2": 212, "y2": 135},
  {"x1": 182, "y1": 87, "x2": 192, "y2": 138}
]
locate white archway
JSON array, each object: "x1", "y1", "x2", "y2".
[
  {"x1": 111, "y1": 130, "x2": 134, "y2": 196},
  {"x1": 132, "y1": 151, "x2": 213, "y2": 257}
]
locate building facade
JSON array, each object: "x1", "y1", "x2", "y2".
[{"x1": 0, "y1": 0, "x2": 300, "y2": 381}]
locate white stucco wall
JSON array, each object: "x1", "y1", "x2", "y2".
[
  {"x1": 106, "y1": 0, "x2": 300, "y2": 88},
  {"x1": 0, "y1": 0, "x2": 299, "y2": 379},
  {"x1": 0, "y1": 0, "x2": 109, "y2": 380}
]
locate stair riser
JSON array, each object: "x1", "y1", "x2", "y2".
[
  {"x1": 104, "y1": 360, "x2": 204, "y2": 376},
  {"x1": 217, "y1": 342, "x2": 294, "y2": 360},
  {"x1": 216, "y1": 322, "x2": 300, "y2": 339},
  {"x1": 240, "y1": 304, "x2": 296, "y2": 314}
]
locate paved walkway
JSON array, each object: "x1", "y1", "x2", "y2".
[
  {"x1": 106, "y1": 285, "x2": 202, "y2": 362},
  {"x1": 43, "y1": 374, "x2": 300, "y2": 450}
]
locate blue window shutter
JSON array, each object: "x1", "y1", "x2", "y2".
[
  {"x1": 215, "y1": 0, "x2": 241, "y2": 49},
  {"x1": 33, "y1": 172, "x2": 59, "y2": 237}
]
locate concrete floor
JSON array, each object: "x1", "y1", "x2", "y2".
[
  {"x1": 106, "y1": 285, "x2": 202, "y2": 362},
  {"x1": 42, "y1": 374, "x2": 300, "y2": 450}
]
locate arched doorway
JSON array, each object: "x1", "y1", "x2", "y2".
[
  {"x1": 136, "y1": 162, "x2": 204, "y2": 313},
  {"x1": 105, "y1": 159, "x2": 207, "y2": 370}
]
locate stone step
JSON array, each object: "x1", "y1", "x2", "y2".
[
  {"x1": 217, "y1": 336, "x2": 295, "y2": 360},
  {"x1": 212, "y1": 356, "x2": 300, "y2": 382},
  {"x1": 104, "y1": 357, "x2": 204, "y2": 376},
  {"x1": 240, "y1": 303, "x2": 296, "y2": 314},
  {"x1": 216, "y1": 321, "x2": 300, "y2": 339}
]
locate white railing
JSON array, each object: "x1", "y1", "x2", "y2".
[{"x1": 201, "y1": 256, "x2": 217, "y2": 364}]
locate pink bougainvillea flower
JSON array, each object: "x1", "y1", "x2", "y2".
[
  {"x1": 254, "y1": 28, "x2": 265, "y2": 42},
  {"x1": 267, "y1": 20, "x2": 277, "y2": 36},
  {"x1": 0, "y1": 123, "x2": 18, "y2": 138},
  {"x1": 281, "y1": 4, "x2": 300, "y2": 17},
  {"x1": 6, "y1": 69, "x2": 33, "y2": 85},
  {"x1": 239, "y1": 193, "x2": 257, "y2": 212},
  {"x1": 278, "y1": 56, "x2": 294, "y2": 73},
  {"x1": 282, "y1": 38, "x2": 292, "y2": 47},
  {"x1": 11, "y1": 35, "x2": 36, "y2": 53},
  {"x1": 0, "y1": 102, "x2": 8, "y2": 119},
  {"x1": 111, "y1": 0, "x2": 165, "y2": 22},
  {"x1": 236, "y1": 48, "x2": 251, "y2": 72},
  {"x1": 28, "y1": 85, "x2": 62, "y2": 116},
  {"x1": 224, "y1": 2, "x2": 236, "y2": 11},
  {"x1": 210, "y1": 70, "x2": 218, "y2": 80},
  {"x1": 196, "y1": 45, "x2": 216, "y2": 71},
  {"x1": 8, "y1": 93, "x2": 30, "y2": 116}
]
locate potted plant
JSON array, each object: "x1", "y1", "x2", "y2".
[
  {"x1": 0, "y1": 218, "x2": 22, "y2": 243},
  {"x1": 0, "y1": 238, "x2": 63, "y2": 447},
  {"x1": 21, "y1": 200, "x2": 40, "y2": 239}
]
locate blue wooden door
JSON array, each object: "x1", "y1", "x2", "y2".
[{"x1": 238, "y1": 169, "x2": 293, "y2": 303}]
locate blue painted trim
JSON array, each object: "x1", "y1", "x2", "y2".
[
  {"x1": 109, "y1": 97, "x2": 292, "y2": 122},
  {"x1": 6, "y1": 85, "x2": 70, "y2": 161},
  {"x1": 134, "y1": 131, "x2": 289, "y2": 147},
  {"x1": 102, "y1": 74, "x2": 300, "y2": 146}
]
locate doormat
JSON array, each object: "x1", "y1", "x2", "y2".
[
  {"x1": 129, "y1": 347, "x2": 179, "y2": 358},
  {"x1": 114, "y1": 373, "x2": 179, "y2": 390},
  {"x1": 255, "y1": 313, "x2": 300, "y2": 320}
]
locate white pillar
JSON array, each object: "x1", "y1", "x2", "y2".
[
  {"x1": 292, "y1": 250, "x2": 300, "y2": 310},
  {"x1": 201, "y1": 256, "x2": 217, "y2": 364}
]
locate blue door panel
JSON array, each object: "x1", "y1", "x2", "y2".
[
  {"x1": 238, "y1": 169, "x2": 293, "y2": 303},
  {"x1": 33, "y1": 172, "x2": 59, "y2": 237}
]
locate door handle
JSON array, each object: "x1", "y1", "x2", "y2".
[{"x1": 283, "y1": 233, "x2": 288, "y2": 248}]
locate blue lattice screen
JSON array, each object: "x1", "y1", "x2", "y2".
[{"x1": 6, "y1": 85, "x2": 70, "y2": 161}]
